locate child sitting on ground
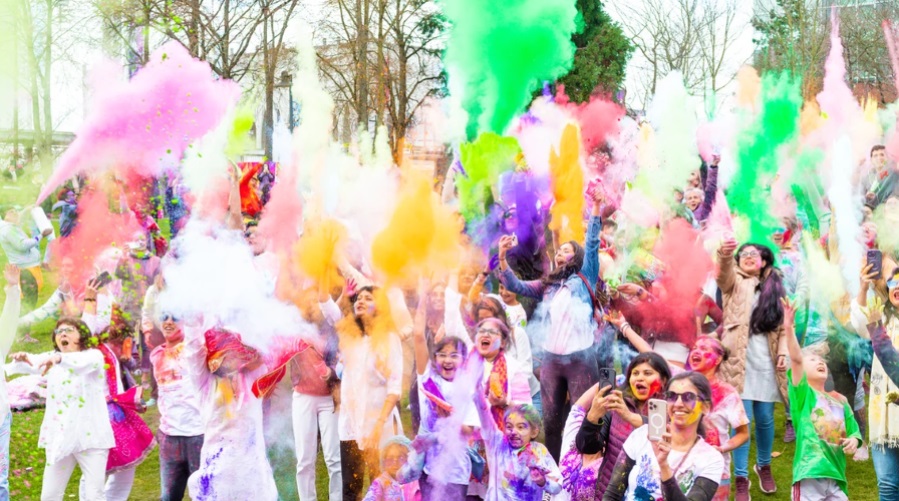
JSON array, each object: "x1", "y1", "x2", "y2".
[
  {"x1": 363, "y1": 436, "x2": 421, "y2": 501},
  {"x1": 783, "y1": 299, "x2": 862, "y2": 501}
]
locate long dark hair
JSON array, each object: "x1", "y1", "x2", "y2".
[
  {"x1": 738, "y1": 243, "x2": 785, "y2": 334},
  {"x1": 621, "y1": 352, "x2": 671, "y2": 402},
  {"x1": 666, "y1": 371, "x2": 712, "y2": 436},
  {"x1": 350, "y1": 285, "x2": 378, "y2": 332},
  {"x1": 543, "y1": 240, "x2": 585, "y2": 285}
]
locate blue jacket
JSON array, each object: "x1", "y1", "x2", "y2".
[{"x1": 499, "y1": 216, "x2": 602, "y2": 325}]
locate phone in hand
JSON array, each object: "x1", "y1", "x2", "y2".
[
  {"x1": 598, "y1": 368, "x2": 616, "y2": 392},
  {"x1": 94, "y1": 271, "x2": 113, "y2": 289},
  {"x1": 867, "y1": 249, "x2": 883, "y2": 280},
  {"x1": 509, "y1": 234, "x2": 519, "y2": 247},
  {"x1": 648, "y1": 398, "x2": 668, "y2": 442}
]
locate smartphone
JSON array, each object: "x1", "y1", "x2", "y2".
[
  {"x1": 510, "y1": 234, "x2": 519, "y2": 247},
  {"x1": 867, "y1": 249, "x2": 883, "y2": 279},
  {"x1": 598, "y1": 368, "x2": 616, "y2": 392},
  {"x1": 94, "y1": 271, "x2": 113, "y2": 289},
  {"x1": 648, "y1": 398, "x2": 668, "y2": 441}
]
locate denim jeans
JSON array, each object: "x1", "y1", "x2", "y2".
[
  {"x1": 540, "y1": 347, "x2": 599, "y2": 462},
  {"x1": 158, "y1": 432, "x2": 204, "y2": 501},
  {"x1": 873, "y1": 445, "x2": 899, "y2": 501},
  {"x1": 0, "y1": 412, "x2": 10, "y2": 501},
  {"x1": 733, "y1": 399, "x2": 775, "y2": 477}
]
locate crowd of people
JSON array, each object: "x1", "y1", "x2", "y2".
[{"x1": 0, "y1": 135, "x2": 897, "y2": 501}]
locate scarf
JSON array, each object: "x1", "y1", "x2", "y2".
[
  {"x1": 252, "y1": 337, "x2": 312, "y2": 398},
  {"x1": 421, "y1": 376, "x2": 453, "y2": 430},
  {"x1": 870, "y1": 317, "x2": 899, "y2": 448},
  {"x1": 487, "y1": 352, "x2": 509, "y2": 429}
]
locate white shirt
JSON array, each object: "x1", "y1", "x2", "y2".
[
  {"x1": 417, "y1": 365, "x2": 479, "y2": 485},
  {"x1": 620, "y1": 426, "x2": 724, "y2": 501},
  {"x1": 151, "y1": 342, "x2": 205, "y2": 436},
  {"x1": 0, "y1": 285, "x2": 21, "y2": 418},
  {"x1": 338, "y1": 333, "x2": 404, "y2": 445},
  {"x1": 545, "y1": 286, "x2": 595, "y2": 355},
  {"x1": 9, "y1": 350, "x2": 114, "y2": 464},
  {"x1": 505, "y1": 326, "x2": 540, "y2": 397}
]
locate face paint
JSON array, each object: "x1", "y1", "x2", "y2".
[{"x1": 685, "y1": 401, "x2": 703, "y2": 425}]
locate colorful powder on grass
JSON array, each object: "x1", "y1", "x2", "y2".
[
  {"x1": 443, "y1": 0, "x2": 578, "y2": 138},
  {"x1": 371, "y1": 172, "x2": 463, "y2": 284},
  {"x1": 728, "y1": 72, "x2": 802, "y2": 245},
  {"x1": 549, "y1": 123, "x2": 585, "y2": 243},
  {"x1": 457, "y1": 133, "x2": 522, "y2": 222},
  {"x1": 37, "y1": 42, "x2": 240, "y2": 203}
]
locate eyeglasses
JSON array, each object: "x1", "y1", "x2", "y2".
[
  {"x1": 383, "y1": 454, "x2": 408, "y2": 465},
  {"x1": 435, "y1": 353, "x2": 463, "y2": 361},
  {"x1": 55, "y1": 326, "x2": 77, "y2": 335},
  {"x1": 477, "y1": 327, "x2": 502, "y2": 337},
  {"x1": 738, "y1": 250, "x2": 760, "y2": 258},
  {"x1": 664, "y1": 390, "x2": 701, "y2": 410}
]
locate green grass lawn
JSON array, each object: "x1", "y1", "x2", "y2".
[{"x1": 0, "y1": 177, "x2": 883, "y2": 500}]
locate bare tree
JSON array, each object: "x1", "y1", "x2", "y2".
[
  {"x1": 259, "y1": 0, "x2": 300, "y2": 159},
  {"x1": 697, "y1": 0, "x2": 746, "y2": 102}
]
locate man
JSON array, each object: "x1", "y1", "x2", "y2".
[
  {"x1": 150, "y1": 314, "x2": 204, "y2": 501},
  {"x1": 865, "y1": 145, "x2": 898, "y2": 208},
  {"x1": 0, "y1": 207, "x2": 46, "y2": 310}
]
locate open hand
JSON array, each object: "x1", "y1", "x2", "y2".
[
  {"x1": 3, "y1": 265, "x2": 19, "y2": 287},
  {"x1": 498, "y1": 235, "x2": 515, "y2": 259},
  {"x1": 863, "y1": 296, "x2": 885, "y2": 325},
  {"x1": 9, "y1": 352, "x2": 31, "y2": 364},
  {"x1": 38, "y1": 353, "x2": 62, "y2": 376},
  {"x1": 603, "y1": 310, "x2": 628, "y2": 330},
  {"x1": 720, "y1": 237, "x2": 738, "y2": 255}
]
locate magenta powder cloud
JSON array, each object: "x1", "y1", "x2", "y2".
[{"x1": 38, "y1": 41, "x2": 241, "y2": 202}]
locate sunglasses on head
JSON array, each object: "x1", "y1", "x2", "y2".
[{"x1": 664, "y1": 390, "x2": 701, "y2": 410}]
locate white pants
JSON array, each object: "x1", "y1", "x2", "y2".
[
  {"x1": 792, "y1": 478, "x2": 848, "y2": 501},
  {"x1": 292, "y1": 392, "x2": 341, "y2": 501},
  {"x1": 79, "y1": 464, "x2": 136, "y2": 501},
  {"x1": 41, "y1": 449, "x2": 109, "y2": 501}
]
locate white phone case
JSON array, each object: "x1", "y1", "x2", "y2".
[{"x1": 648, "y1": 398, "x2": 667, "y2": 441}]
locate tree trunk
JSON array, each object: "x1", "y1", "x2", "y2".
[
  {"x1": 355, "y1": 0, "x2": 369, "y2": 131},
  {"x1": 41, "y1": 0, "x2": 52, "y2": 162},
  {"x1": 188, "y1": 0, "x2": 200, "y2": 56},
  {"x1": 263, "y1": 10, "x2": 274, "y2": 159},
  {"x1": 12, "y1": 4, "x2": 19, "y2": 165}
]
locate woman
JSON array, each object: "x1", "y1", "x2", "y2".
[
  {"x1": 336, "y1": 286, "x2": 404, "y2": 500},
  {"x1": 574, "y1": 352, "x2": 671, "y2": 497},
  {"x1": 716, "y1": 238, "x2": 788, "y2": 496},
  {"x1": 851, "y1": 265, "x2": 899, "y2": 501},
  {"x1": 686, "y1": 336, "x2": 750, "y2": 501},
  {"x1": 182, "y1": 323, "x2": 277, "y2": 501},
  {"x1": 602, "y1": 372, "x2": 725, "y2": 501},
  {"x1": 475, "y1": 296, "x2": 539, "y2": 409},
  {"x1": 556, "y1": 383, "x2": 606, "y2": 501},
  {"x1": 498, "y1": 188, "x2": 604, "y2": 460},
  {"x1": 9, "y1": 318, "x2": 114, "y2": 501}
]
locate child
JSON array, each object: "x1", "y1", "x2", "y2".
[
  {"x1": 473, "y1": 354, "x2": 561, "y2": 501},
  {"x1": 363, "y1": 436, "x2": 421, "y2": 501},
  {"x1": 783, "y1": 299, "x2": 862, "y2": 500}
]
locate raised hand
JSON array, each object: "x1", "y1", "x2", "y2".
[{"x1": 3, "y1": 265, "x2": 19, "y2": 286}]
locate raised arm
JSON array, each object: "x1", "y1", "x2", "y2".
[
  {"x1": 696, "y1": 163, "x2": 718, "y2": 222},
  {"x1": 782, "y1": 300, "x2": 803, "y2": 387},
  {"x1": 497, "y1": 235, "x2": 545, "y2": 299},
  {"x1": 18, "y1": 288, "x2": 62, "y2": 328},
  {"x1": 0, "y1": 266, "x2": 21, "y2": 358},
  {"x1": 716, "y1": 238, "x2": 738, "y2": 295},
  {"x1": 579, "y1": 189, "x2": 604, "y2": 285}
]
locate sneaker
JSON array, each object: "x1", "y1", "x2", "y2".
[
  {"x1": 754, "y1": 464, "x2": 777, "y2": 494},
  {"x1": 783, "y1": 420, "x2": 796, "y2": 443},
  {"x1": 854, "y1": 444, "x2": 869, "y2": 461},
  {"x1": 734, "y1": 476, "x2": 751, "y2": 501}
]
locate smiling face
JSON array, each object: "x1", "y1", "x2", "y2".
[
  {"x1": 629, "y1": 362, "x2": 663, "y2": 402},
  {"x1": 54, "y1": 323, "x2": 82, "y2": 353},
  {"x1": 862, "y1": 222, "x2": 878, "y2": 246},
  {"x1": 428, "y1": 285, "x2": 446, "y2": 314},
  {"x1": 685, "y1": 190, "x2": 702, "y2": 211},
  {"x1": 129, "y1": 232, "x2": 148, "y2": 252},
  {"x1": 687, "y1": 169, "x2": 701, "y2": 187},
  {"x1": 667, "y1": 379, "x2": 706, "y2": 430},
  {"x1": 161, "y1": 315, "x2": 184, "y2": 344},
  {"x1": 555, "y1": 242, "x2": 576, "y2": 268},
  {"x1": 889, "y1": 276, "x2": 899, "y2": 307},
  {"x1": 873, "y1": 148, "x2": 888, "y2": 169},
  {"x1": 433, "y1": 342, "x2": 463, "y2": 381},
  {"x1": 803, "y1": 353, "x2": 829, "y2": 385},
  {"x1": 475, "y1": 321, "x2": 504, "y2": 360},
  {"x1": 504, "y1": 411, "x2": 539, "y2": 449},
  {"x1": 498, "y1": 284, "x2": 516, "y2": 305},
  {"x1": 737, "y1": 246, "x2": 764, "y2": 275},
  {"x1": 382, "y1": 443, "x2": 408, "y2": 478},
  {"x1": 688, "y1": 337, "x2": 724, "y2": 374},
  {"x1": 353, "y1": 290, "x2": 377, "y2": 318}
]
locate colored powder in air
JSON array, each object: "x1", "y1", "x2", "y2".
[
  {"x1": 828, "y1": 135, "x2": 863, "y2": 296},
  {"x1": 443, "y1": 0, "x2": 578, "y2": 138},
  {"x1": 728, "y1": 72, "x2": 802, "y2": 245},
  {"x1": 735, "y1": 66, "x2": 761, "y2": 111},
  {"x1": 457, "y1": 132, "x2": 522, "y2": 222},
  {"x1": 295, "y1": 218, "x2": 347, "y2": 285},
  {"x1": 38, "y1": 42, "x2": 240, "y2": 202},
  {"x1": 549, "y1": 123, "x2": 585, "y2": 243},
  {"x1": 371, "y1": 172, "x2": 463, "y2": 284},
  {"x1": 555, "y1": 85, "x2": 624, "y2": 154},
  {"x1": 654, "y1": 218, "x2": 713, "y2": 310}
]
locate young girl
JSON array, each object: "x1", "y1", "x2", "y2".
[
  {"x1": 556, "y1": 383, "x2": 605, "y2": 501},
  {"x1": 363, "y1": 436, "x2": 421, "y2": 501},
  {"x1": 9, "y1": 318, "x2": 114, "y2": 501},
  {"x1": 686, "y1": 336, "x2": 750, "y2": 501},
  {"x1": 411, "y1": 278, "x2": 477, "y2": 499},
  {"x1": 602, "y1": 372, "x2": 725, "y2": 501},
  {"x1": 472, "y1": 357, "x2": 561, "y2": 501},
  {"x1": 574, "y1": 352, "x2": 670, "y2": 497}
]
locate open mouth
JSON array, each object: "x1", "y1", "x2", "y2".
[
  {"x1": 690, "y1": 354, "x2": 702, "y2": 366},
  {"x1": 479, "y1": 339, "x2": 492, "y2": 350},
  {"x1": 441, "y1": 364, "x2": 457, "y2": 376},
  {"x1": 60, "y1": 340, "x2": 70, "y2": 348},
  {"x1": 633, "y1": 382, "x2": 648, "y2": 393}
]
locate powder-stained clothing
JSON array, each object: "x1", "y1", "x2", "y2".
[
  {"x1": 788, "y1": 370, "x2": 861, "y2": 494},
  {"x1": 474, "y1": 390, "x2": 561, "y2": 500}
]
